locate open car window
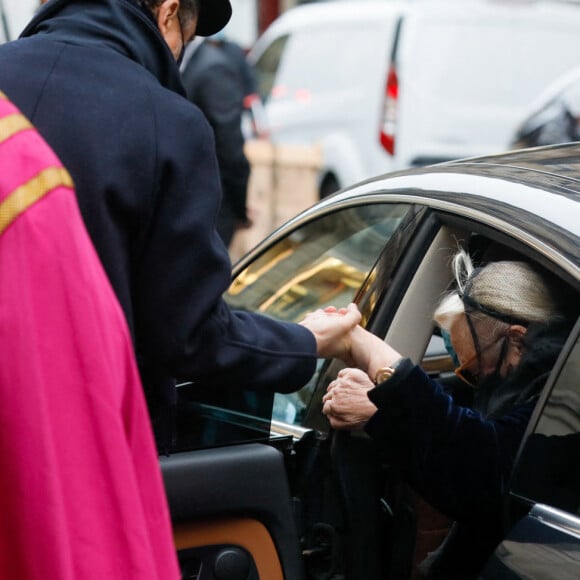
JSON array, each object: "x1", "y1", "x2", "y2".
[
  {"x1": 173, "y1": 203, "x2": 414, "y2": 450},
  {"x1": 225, "y1": 203, "x2": 414, "y2": 426}
]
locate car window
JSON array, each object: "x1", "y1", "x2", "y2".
[
  {"x1": 510, "y1": 318, "x2": 580, "y2": 515},
  {"x1": 226, "y1": 203, "x2": 413, "y2": 425}
]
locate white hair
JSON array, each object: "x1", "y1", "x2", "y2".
[{"x1": 434, "y1": 249, "x2": 560, "y2": 331}]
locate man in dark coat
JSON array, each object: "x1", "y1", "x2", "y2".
[
  {"x1": 207, "y1": 32, "x2": 269, "y2": 139},
  {"x1": 180, "y1": 37, "x2": 251, "y2": 247},
  {"x1": 0, "y1": 0, "x2": 360, "y2": 448}
]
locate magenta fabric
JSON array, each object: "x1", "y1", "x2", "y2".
[{"x1": 0, "y1": 94, "x2": 180, "y2": 579}]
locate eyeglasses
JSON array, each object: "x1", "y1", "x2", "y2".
[{"x1": 454, "y1": 334, "x2": 506, "y2": 388}]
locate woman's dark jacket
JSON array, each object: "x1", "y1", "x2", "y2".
[
  {"x1": 365, "y1": 360, "x2": 537, "y2": 578},
  {"x1": 0, "y1": 0, "x2": 316, "y2": 441}
]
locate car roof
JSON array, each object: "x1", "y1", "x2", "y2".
[
  {"x1": 299, "y1": 143, "x2": 580, "y2": 277},
  {"x1": 447, "y1": 142, "x2": 580, "y2": 179}
]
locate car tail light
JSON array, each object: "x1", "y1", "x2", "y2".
[{"x1": 380, "y1": 64, "x2": 398, "y2": 155}]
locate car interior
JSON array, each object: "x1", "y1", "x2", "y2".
[{"x1": 161, "y1": 202, "x2": 579, "y2": 580}]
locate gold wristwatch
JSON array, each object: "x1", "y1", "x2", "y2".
[{"x1": 374, "y1": 357, "x2": 404, "y2": 384}]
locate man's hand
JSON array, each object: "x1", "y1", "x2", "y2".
[{"x1": 299, "y1": 303, "x2": 361, "y2": 362}]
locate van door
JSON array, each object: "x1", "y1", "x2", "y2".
[{"x1": 396, "y1": 3, "x2": 580, "y2": 168}]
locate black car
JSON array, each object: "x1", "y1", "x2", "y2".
[
  {"x1": 161, "y1": 143, "x2": 580, "y2": 580},
  {"x1": 512, "y1": 67, "x2": 580, "y2": 149}
]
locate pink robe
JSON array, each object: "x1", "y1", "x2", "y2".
[{"x1": 0, "y1": 92, "x2": 180, "y2": 579}]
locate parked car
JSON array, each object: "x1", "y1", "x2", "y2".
[
  {"x1": 512, "y1": 66, "x2": 580, "y2": 149},
  {"x1": 248, "y1": 0, "x2": 580, "y2": 198},
  {"x1": 161, "y1": 143, "x2": 580, "y2": 579}
]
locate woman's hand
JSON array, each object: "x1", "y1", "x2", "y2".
[
  {"x1": 349, "y1": 325, "x2": 403, "y2": 378},
  {"x1": 299, "y1": 303, "x2": 403, "y2": 377},
  {"x1": 322, "y1": 368, "x2": 377, "y2": 429},
  {"x1": 299, "y1": 303, "x2": 361, "y2": 362}
]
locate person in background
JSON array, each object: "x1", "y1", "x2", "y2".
[
  {"x1": 322, "y1": 249, "x2": 574, "y2": 579},
  {"x1": 0, "y1": 0, "x2": 359, "y2": 451},
  {"x1": 180, "y1": 35, "x2": 252, "y2": 247},
  {"x1": 208, "y1": 31, "x2": 257, "y2": 108},
  {"x1": 207, "y1": 30, "x2": 268, "y2": 140},
  {"x1": 0, "y1": 92, "x2": 179, "y2": 579}
]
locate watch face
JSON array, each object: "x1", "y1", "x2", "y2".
[{"x1": 375, "y1": 367, "x2": 395, "y2": 384}]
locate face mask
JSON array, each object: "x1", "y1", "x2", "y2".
[{"x1": 441, "y1": 328, "x2": 460, "y2": 367}]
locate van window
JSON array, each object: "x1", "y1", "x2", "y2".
[
  {"x1": 257, "y1": 25, "x2": 384, "y2": 103},
  {"x1": 255, "y1": 35, "x2": 288, "y2": 100}
]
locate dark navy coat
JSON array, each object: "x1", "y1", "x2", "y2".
[
  {"x1": 0, "y1": 0, "x2": 316, "y2": 438},
  {"x1": 366, "y1": 361, "x2": 536, "y2": 578}
]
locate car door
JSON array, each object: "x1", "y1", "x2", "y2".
[
  {"x1": 481, "y1": 318, "x2": 580, "y2": 579},
  {"x1": 162, "y1": 184, "x2": 579, "y2": 579},
  {"x1": 286, "y1": 203, "x2": 579, "y2": 580},
  {"x1": 161, "y1": 199, "x2": 428, "y2": 580}
]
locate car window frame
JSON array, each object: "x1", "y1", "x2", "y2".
[
  {"x1": 228, "y1": 201, "x2": 424, "y2": 431},
  {"x1": 508, "y1": 316, "x2": 580, "y2": 513}
]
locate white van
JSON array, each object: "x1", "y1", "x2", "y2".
[
  {"x1": 249, "y1": 0, "x2": 580, "y2": 196},
  {"x1": 0, "y1": 0, "x2": 37, "y2": 43}
]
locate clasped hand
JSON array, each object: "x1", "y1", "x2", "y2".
[
  {"x1": 299, "y1": 303, "x2": 361, "y2": 364},
  {"x1": 299, "y1": 303, "x2": 403, "y2": 430},
  {"x1": 322, "y1": 368, "x2": 377, "y2": 429}
]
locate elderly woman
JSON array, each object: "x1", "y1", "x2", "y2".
[{"x1": 322, "y1": 249, "x2": 572, "y2": 579}]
